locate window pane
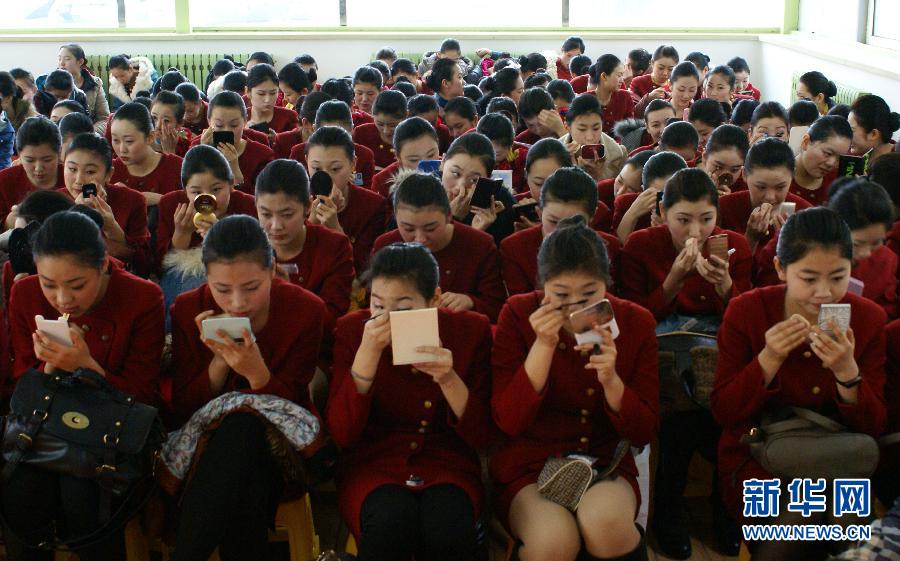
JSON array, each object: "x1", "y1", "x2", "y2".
[
  {"x1": 569, "y1": 0, "x2": 782, "y2": 28},
  {"x1": 872, "y1": 0, "x2": 900, "y2": 41},
  {"x1": 190, "y1": 0, "x2": 339, "y2": 27},
  {"x1": 2, "y1": 0, "x2": 118, "y2": 29},
  {"x1": 123, "y1": 0, "x2": 175, "y2": 27},
  {"x1": 345, "y1": 0, "x2": 561, "y2": 27}
]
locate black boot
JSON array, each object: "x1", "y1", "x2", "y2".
[
  {"x1": 712, "y1": 493, "x2": 742, "y2": 556},
  {"x1": 580, "y1": 525, "x2": 648, "y2": 561}
]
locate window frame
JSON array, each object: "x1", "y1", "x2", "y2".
[{"x1": 866, "y1": 0, "x2": 900, "y2": 51}]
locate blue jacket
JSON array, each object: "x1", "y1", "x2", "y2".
[{"x1": 0, "y1": 116, "x2": 15, "y2": 170}]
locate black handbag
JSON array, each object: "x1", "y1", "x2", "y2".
[{"x1": 1, "y1": 368, "x2": 165, "y2": 526}]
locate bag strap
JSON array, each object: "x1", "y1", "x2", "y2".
[
  {"x1": 0, "y1": 375, "x2": 61, "y2": 480},
  {"x1": 790, "y1": 407, "x2": 848, "y2": 432},
  {"x1": 594, "y1": 439, "x2": 632, "y2": 482}
]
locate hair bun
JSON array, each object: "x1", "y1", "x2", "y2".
[
  {"x1": 826, "y1": 80, "x2": 838, "y2": 97},
  {"x1": 890, "y1": 111, "x2": 900, "y2": 133},
  {"x1": 556, "y1": 214, "x2": 587, "y2": 230}
]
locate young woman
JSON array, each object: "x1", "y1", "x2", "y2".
[
  {"x1": 0, "y1": 117, "x2": 65, "y2": 228},
  {"x1": 516, "y1": 53, "x2": 548, "y2": 81},
  {"x1": 748, "y1": 101, "x2": 789, "y2": 145},
  {"x1": 792, "y1": 115, "x2": 852, "y2": 206},
  {"x1": 277, "y1": 62, "x2": 311, "y2": 111},
  {"x1": 561, "y1": 93, "x2": 628, "y2": 182},
  {"x1": 870, "y1": 153, "x2": 900, "y2": 258},
  {"x1": 109, "y1": 102, "x2": 183, "y2": 206},
  {"x1": 687, "y1": 98, "x2": 727, "y2": 149},
  {"x1": 199, "y1": 91, "x2": 275, "y2": 195},
  {"x1": 590, "y1": 54, "x2": 636, "y2": 135},
  {"x1": 666, "y1": 62, "x2": 701, "y2": 122},
  {"x1": 620, "y1": 168, "x2": 752, "y2": 332},
  {"x1": 169, "y1": 215, "x2": 326, "y2": 560},
  {"x1": 255, "y1": 158, "x2": 355, "y2": 326},
  {"x1": 477, "y1": 67, "x2": 525, "y2": 115},
  {"x1": 426, "y1": 58, "x2": 466, "y2": 111},
  {"x1": 373, "y1": 171, "x2": 505, "y2": 322},
  {"x1": 148, "y1": 90, "x2": 192, "y2": 158},
  {"x1": 631, "y1": 45, "x2": 679, "y2": 117},
  {"x1": 556, "y1": 36, "x2": 585, "y2": 81},
  {"x1": 55, "y1": 44, "x2": 109, "y2": 134},
  {"x1": 390, "y1": 58, "x2": 422, "y2": 92},
  {"x1": 685, "y1": 52, "x2": 710, "y2": 87},
  {"x1": 797, "y1": 71, "x2": 838, "y2": 116},
  {"x1": 440, "y1": 132, "x2": 517, "y2": 244},
  {"x1": 623, "y1": 48, "x2": 651, "y2": 91},
  {"x1": 701, "y1": 123, "x2": 750, "y2": 195},
  {"x1": 600, "y1": 151, "x2": 655, "y2": 212},
  {"x1": 731, "y1": 99, "x2": 760, "y2": 135},
  {"x1": 306, "y1": 126, "x2": 388, "y2": 274},
  {"x1": 107, "y1": 55, "x2": 158, "y2": 111},
  {"x1": 848, "y1": 94, "x2": 900, "y2": 165},
  {"x1": 711, "y1": 207, "x2": 887, "y2": 561},
  {"x1": 4, "y1": 211, "x2": 163, "y2": 560},
  {"x1": 352, "y1": 66, "x2": 383, "y2": 117},
  {"x1": 327, "y1": 242, "x2": 492, "y2": 560},
  {"x1": 442, "y1": 96, "x2": 478, "y2": 139},
  {"x1": 491, "y1": 215, "x2": 657, "y2": 561},
  {"x1": 516, "y1": 87, "x2": 568, "y2": 145},
  {"x1": 0, "y1": 71, "x2": 37, "y2": 130},
  {"x1": 619, "y1": 99, "x2": 676, "y2": 154},
  {"x1": 613, "y1": 150, "x2": 688, "y2": 244},
  {"x1": 246, "y1": 63, "x2": 299, "y2": 135},
  {"x1": 353, "y1": 90, "x2": 408, "y2": 170},
  {"x1": 703, "y1": 65, "x2": 740, "y2": 105},
  {"x1": 516, "y1": 137, "x2": 573, "y2": 216},
  {"x1": 175, "y1": 83, "x2": 208, "y2": 137},
  {"x1": 726, "y1": 57, "x2": 761, "y2": 101},
  {"x1": 370, "y1": 116, "x2": 440, "y2": 198},
  {"x1": 477, "y1": 113, "x2": 528, "y2": 194},
  {"x1": 501, "y1": 166, "x2": 621, "y2": 296}
]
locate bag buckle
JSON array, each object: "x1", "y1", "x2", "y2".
[
  {"x1": 16, "y1": 433, "x2": 32, "y2": 445},
  {"x1": 102, "y1": 434, "x2": 119, "y2": 447},
  {"x1": 31, "y1": 409, "x2": 48, "y2": 421},
  {"x1": 96, "y1": 464, "x2": 117, "y2": 474}
]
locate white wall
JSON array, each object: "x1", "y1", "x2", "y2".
[{"x1": 799, "y1": 0, "x2": 867, "y2": 43}]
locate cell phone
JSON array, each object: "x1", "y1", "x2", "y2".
[
  {"x1": 389, "y1": 308, "x2": 440, "y2": 366},
  {"x1": 717, "y1": 174, "x2": 733, "y2": 190},
  {"x1": 655, "y1": 191, "x2": 664, "y2": 214},
  {"x1": 417, "y1": 159, "x2": 442, "y2": 175},
  {"x1": 470, "y1": 177, "x2": 503, "y2": 210},
  {"x1": 847, "y1": 277, "x2": 865, "y2": 296},
  {"x1": 817, "y1": 303, "x2": 851, "y2": 339},
  {"x1": 35, "y1": 315, "x2": 73, "y2": 347},
  {"x1": 706, "y1": 233, "x2": 729, "y2": 261},
  {"x1": 201, "y1": 316, "x2": 256, "y2": 344},
  {"x1": 580, "y1": 144, "x2": 605, "y2": 160},
  {"x1": 513, "y1": 201, "x2": 539, "y2": 222},
  {"x1": 212, "y1": 130, "x2": 235, "y2": 146},
  {"x1": 838, "y1": 154, "x2": 866, "y2": 177},
  {"x1": 568, "y1": 299, "x2": 619, "y2": 346},
  {"x1": 491, "y1": 169, "x2": 513, "y2": 189},
  {"x1": 248, "y1": 122, "x2": 269, "y2": 133},
  {"x1": 81, "y1": 183, "x2": 97, "y2": 198},
  {"x1": 310, "y1": 170, "x2": 333, "y2": 198},
  {"x1": 779, "y1": 201, "x2": 797, "y2": 218}
]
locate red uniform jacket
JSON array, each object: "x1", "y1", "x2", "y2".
[
  {"x1": 718, "y1": 190, "x2": 811, "y2": 256},
  {"x1": 351, "y1": 110, "x2": 374, "y2": 129},
  {"x1": 110, "y1": 153, "x2": 183, "y2": 194},
  {"x1": 339, "y1": 185, "x2": 388, "y2": 275},
  {"x1": 570, "y1": 74, "x2": 590, "y2": 94},
  {"x1": 272, "y1": 129, "x2": 303, "y2": 160},
  {"x1": 612, "y1": 192, "x2": 651, "y2": 235},
  {"x1": 556, "y1": 59, "x2": 572, "y2": 81},
  {"x1": 9, "y1": 265, "x2": 164, "y2": 405},
  {"x1": 259, "y1": 106, "x2": 300, "y2": 134},
  {"x1": 592, "y1": 201, "x2": 613, "y2": 233},
  {"x1": 515, "y1": 130, "x2": 542, "y2": 145},
  {"x1": 289, "y1": 141, "x2": 376, "y2": 189},
  {"x1": 170, "y1": 278, "x2": 326, "y2": 422},
  {"x1": 789, "y1": 168, "x2": 838, "y2": 207},
  {"x1": 490, "y1": 292, "x2": 659, "y2": 525},
  {"x1": 352, "y1": 123, "x2": 396, "y2": 171},
  {"x1": 500, "y1": 225, "x2": 621, "y2": 297},
  {"x1": 597, "y1": 178, "x2": 616, "y2": 211},
  {"x1": 888, "y1": 220, "x2": 900, "y2": 259},
  {"x1": 886, "y1": 319, "x2": 900, "y2": 433},
  {"x1": 188, "y1": 127, "x2": 268, "y2": 149},
  {"x1": 236, "y1": 140, "x2": 275, "y2": 195},
  {"x1": 184, "y1": 101, "x2": 209, "y2": 136},
  {"x1": 0, "y1": 164, "x2": 66, "y2": 225},
  {"x1": 371, "y1": 161, "x2": 401, "y2": 199},
  {"x1": 373, "y1": 223, "x2": 505, "y2": 322},
  {"x1": 711, "y1": 286, "x2": 887, "y2": 520},
  {"x1": 435, "y1": 121, "x2": 452, "y2": 154},
  {"x1": 629, "y1": 74, "x2": 665, "y2": 99},
  {"x1": 494, "y1": 143, "x2": 529, "y2": 194},
  {"x1": 156, "y1": 189, "x2": 258, "y2": 269},
  {"x1": 620, "y1": 225, "x2": 752, "y2": 320},
  {"x1": 276, "y1": 223, "x2": 355, "y2": 327},
  {"x1": 326, "y1": 308, "x2": 493, "y2": 538},
  {"x1": 601, "y1": 89, "x2": 636, "y2": 135}
]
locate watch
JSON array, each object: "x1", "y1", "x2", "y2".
[{"x1": 835, "y1": 375, "x2": 863, "y2": 389}]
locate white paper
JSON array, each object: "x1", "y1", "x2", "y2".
[
  {"x1": 390, "y1": 308, "x2": 440, "y2": 365},
  {"x1": 491, "y1": 169, "x2": 513, "y2": 190},
  {"x1": 573, "y1": 318, "x2": 620, "y2": 346}
]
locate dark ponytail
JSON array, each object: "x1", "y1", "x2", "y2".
[
  {"x1": 850, "y1": 94, "x2": 900, "y2": 144},
  {"x1": 202, "y1": 215, "x2": 274, "y2": 269},
  {"x1": 33, "y1": 211, "x2": 106, "y2": 269},
  {"x1": 800, "y1": 71, "x2": 838, "y2": 108},
  {"x1": 366, "y1": 242, "x2": 440, "y2": 300}
]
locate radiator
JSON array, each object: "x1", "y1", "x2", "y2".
[{"x1": 790, "y1": 73, "x2": 869, "y2": 107}]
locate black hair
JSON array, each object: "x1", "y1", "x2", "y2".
[
  {"x1": 426, "y1": 58, "x2": 458, "y2": 93},
  {"x1": 486, "y1": 96, "x2": 518, "y2": 123},
  {"x1": 392, "y1": 81, "x2": 417, "y2": 98},
  {"x1": 642, "y1": 151, "x2": 688, "y2": 188},
  {"x1": 731, "y1": 99, "x2": 760, "y2": 128},
  {"x1": 307, "y1": 126, "x2": 355, "y2": 161},
  {"x1": 15, "y1": 116, "x2": 61, "y2": 153},
  {"x1": 17, "y1": 190, "x2": 74, "y2": 223},
  {"x1": 659, "y1": 121, "x2": 699, "y2": 150},
  {"x1": 463, "y1": 84, "x2": 482, "y2": 103},
  {"x1": 107, "y1": 55, "x2": 131, "y2": 71},
  {"x1": 652, "y1": 45, "x2": 680, "y2": 63},
  {"x1": 670, "y1": 61, "x2": 700, "y2": 84},
  {"x1": 444, "y1": 132, "x2": 495, "y2": 174},
  {"x1": 58, "y1": 112, "x2": 95, "y2": 140},
  {"x1": 393, "y1": 171, "x2": 451, "y2": 215},
  {"x1": 444, "y1": 96, "x2": 478, "y2": 122},
  {"x1": 565, "y1": 92, "x2": 603, "y2": 125},
  {"x1": 222, "y1": 70, "x2": 247, "y2": 93},
  {"x1": 517, "y1": 87, "x2": 555, "y2": 120},
  {"x1": 476, "y1": 113, "x2": 515, "y2": 148},
  {"x1": 408, "y1": 93, "x2": 439, "y2": 116},
  {"x1": 547, "y1": 79, "x2": 576, "y2": 104},
  {"x1": 0, "y1": 71, "x2": 26, "y2": 108},
  {"x1": 705, "y1": 123, "x2": 750, "y2": 158},
  {"x1": 628, "y1": 48, "x2": 652, "y2": 74},
  {"x1": 524, "y1": 73, "x2": 552, "y2": 90},
  {"x1": 569, "y1": 55, "x2": 592, "y2": 77},
  {"x1": 476, "y1": 67, "x2": 522, "y2": 114},
  {"x1": 707, "y1": 65, "x2": 736, "y2": 88},
  {"x1": 255, "y1": 158, "x2": 310, "y2": 203},
  {"x1": 33, "y1": 211, "x2": 106, "y2": 269},
  {"x1": 353, "y1": 66, "x2": 383, "y2": 90},
  {"x1": 157, "y1": 69, "x2": 187, "y2": 92},
  {"x1": 248, "y1": 52, "x2": 275, "y2": 66},
  {"x1": 112, "y1": 101, "x2": 153, "y2": 135},
  {"x1": 211, "y1": 58, "x2": 235, "y2": 80},
  {"x1": 526, "y1": 137, "x2": 572, "y2": 172},
  {"x1": 788, "y1": 100, "x2": 819, "y2": 127},
  {"x1": 751, "y1": 101, "x2": 788, "y2": 127},
  {"x1": 493, "y1": 58, "x2": 517, "y2": 72},
  {"x1": 538, "y1": 215, "x2": 611, "y2": 285},
  {"x1": 391, "y1": 58, "x2": 417, "y2": 77},
  {"x1": 45, "y1": 70, "x2": 74, "y2": 92},
  {"x1": 181, "y1": 144, "x2": 234, "y2": 186},
  {"x1": 440, "y1": 38, "x2": 461, "y2": 53},
  {"x1": 624, "y1": 149, "x2": 656, "y2": 169},
  {"x1": 807, "y1": 114, "x2": 852, "y2": 144},
  {"x1": 174, "y1": 82, "x2": 201, "y2": 103},
  {"x1": 9, "y1": 68, "x2": 35, "y2": 89},
  {"x1": 393, "y1": 116, "x2": 438, "y2": 153},
  {"x1": 202, "y1": 215, "x2": 274, "y2": 269},
  {"x1": 744, "y1": 137, "x2": 796, "y2": 175},
  {"x1": 827, "y1": 178, "x2": 893, "y2": 231},
  {"x1": 828, "y1": 104, "x2": 853, "y2": 118},
  {"x1": 372, "y1": 90, "x2": 408, "y2": 119},
  {"x1": 588, "y1": 54, "x2": 621, "y2": 86},
  {"x1": 133, "y1": 96, "x2": 153, "y2": 111},
  {"x1": 376, "y1": 47, "x2": 397, "y2": 62},
  {"x1": 776, "y1": 207, "x2": 852, "y2": 266},
  {"x1": 727, "y1": 57, "x2": 750, "y2": 74},
  {"x1": 517, "y1": 53, "x2": 548, "y2": 75},
  {"x1": 869, "y1": 153, "x2": 900, "y2": 208},
  {"x1": 65, "y1": 133, "x2": 112, "y2": 172},
  {"x1": 208, "y1": 90, "x2": 248, "y2": 120},
  {"x1": 850, "y1": 94, "x2": 900, "y2": 144},
  {"x1": 540, "y1": 166, "x2": 598, "y2": 216},
  {"x1": 562, "y1": 36, "x2": 586, "y2": 53},
  {"x1": 152, "y1": 90, "x2": 186, "y2": 122},
  {"x1": 689, "y1": 98, "x2": 727, "y2": 128},
  {"x1": 59, "y1": 44, "x2": 86, "y2": 65},
  {"x1": 321, "y1": 78, "x2": 353, "y2": 106},
  {"x1": 302, "y1": 91, "x2": 335, "y2": 124},
  {"x1": 315, "y1": 99, "x2": 352, "y2": 129},
  {"x1": 295, "y1": 54, "x2": 318, "y2": 67},
  {"x1": 369, "y1": 60, "x2": 391, "y2": 83},
  {"x1": 800, "y1": 71, "x2": 838, "y2": 109},
  {"x1": 685, "y1": 52, "x2": 710, "y2": 71},
  {"x1": 645, "y1": 99, "x2": 675, "y2": 120},
  {"x1": 367, "y1": 242, "x2": 440, "y2": 300},
  {"x1": 661, "y1": 167, "x2": 718, "y2": 210},
  {"x1": 277, "y1": 63, "x2": 312, "y2": 94}
]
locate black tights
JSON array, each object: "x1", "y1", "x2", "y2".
[
  {"x1": 358, "y1": 483, "x2": 479, "y2": 561},
  {"x1": 172, "y1": 413, "x2": 282, "y2": 561}
]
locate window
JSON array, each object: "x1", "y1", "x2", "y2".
[
  {"x1": 190, "y1": 0, "x2": 340, "y2": 28},
  {"x1": 1, "y1": 0, "x2": 175, "y2": 29},
  {"x1": 868, "y1": 0, "x2": 900, "y2": 47},
  {"x1": 568, "y1": 0, "x2": 783, "y2": 29},
  {"x1": 345, "y1": 0, "x2": 561, "y2": 27}
]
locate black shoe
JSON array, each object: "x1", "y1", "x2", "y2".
[
  {"x1": 713, "y1": 512, "x2": 742, "y2": 556},
  {"x1": 651, "y1": 511, "x2": 691, "y2": 560}
]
